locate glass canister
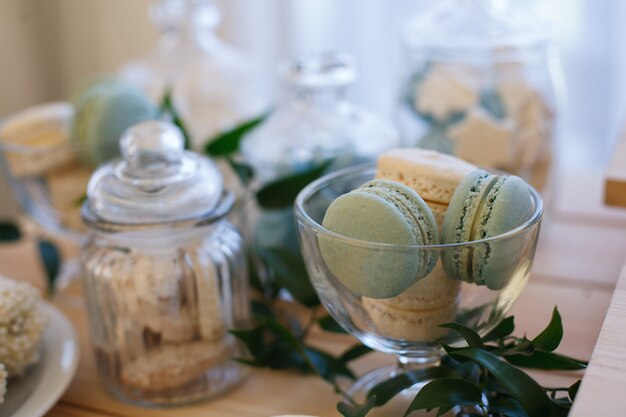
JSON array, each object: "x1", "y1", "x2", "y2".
[
  {"x1": 80, "y1": 121, "x2": 249, "y2": 406},
  {"x1": 398, "y1": 0, "x2": 559, "y2": 190},
  {"x1": 240, "y1": 52, "x2": 399, "y2": 287},
  {"x1": 119, "y1": 0, "x2": 267, "y2": 149}
]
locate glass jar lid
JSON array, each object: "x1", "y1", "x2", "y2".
[
  {"x1": 404, "y1": 0, "x2": 549, "y2": 56},
  {"x1": 83, "y1": 121, "x2": 225, "y2": 227}
]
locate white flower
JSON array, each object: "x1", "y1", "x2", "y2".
[{"x1": 0, "y1": 276, "x2": 46, "y2": 377}]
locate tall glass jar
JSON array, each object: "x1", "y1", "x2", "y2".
[
  {"x1": 398, "y1": 0, "x2": 559, "y2": 190},
  {"x1": 240, "y1": 52, "x2": 400, "y2": 288},
  {"x1": 119, "y1": 0, "x2": 267, "y2": 149},
  {"x1": 81, "y1": 121, "x2": 249, "y2": 406}
]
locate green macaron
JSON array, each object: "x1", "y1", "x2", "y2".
[
  {"x1": 71, "y1": 79, "x2": 158, "y2": 166},
  {"x1": 441, "y1": 169, "x2": 534, "y2": 289},
  {"x1": 320, "y1": 179, "x2": 439, "y2": 299}
]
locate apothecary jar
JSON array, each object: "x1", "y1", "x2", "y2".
[
  {"x1": 398, "y1": 0, "x2": 560, "y2": 190},
  {"x1": 81, "y1": 121, "x2": 249, "y2": 406}
]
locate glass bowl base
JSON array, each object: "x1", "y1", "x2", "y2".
[{"x1": 346, "y1": 363, "x2": 474, "y2": 417}]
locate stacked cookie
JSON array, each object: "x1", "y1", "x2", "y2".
[{"x1": 363, "y1": 149, "x2": 475, "y2": 341}]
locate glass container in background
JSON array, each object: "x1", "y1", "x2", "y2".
[
  {"x1": 398, "y1": 0, "x2": 560, "y2": 191},
  {"x1": 119, "y1": 0, "x2": 268, "y2": 149},
  {"x1": 81, "y1": 121, "x2": 249, "y2": 406},
  {"x1": 240, "y1": 52, "x2": 400, "y2": 288}
]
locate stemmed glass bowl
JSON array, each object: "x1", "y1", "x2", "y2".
[{"x1": 294, "y1": 164, "x2": 543, "y2": 403}]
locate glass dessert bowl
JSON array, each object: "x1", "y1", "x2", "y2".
[{"x1": 294, "y1": 164, "x2": 542, "y2": 403}]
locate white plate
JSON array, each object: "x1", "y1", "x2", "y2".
[{"x1": 0, "y1": 302, "x2": 79, "y2": 417}]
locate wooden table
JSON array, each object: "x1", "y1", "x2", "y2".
[{"x1": 2, "y1": 170, "x2": 626, "y2": 417}]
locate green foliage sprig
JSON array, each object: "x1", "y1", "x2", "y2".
[
  {"x1": 338, "y1": 307, "x2": 586, "y2": 417},
  {"x1": 159, "y1": 87, "x2": 192, "y2": 150},
  {"x1": 205, "y1": 118, "x2": 585, "y2": 417},
  {"x1": 231, "y1": 301, "x2": 371, "y2": 401}
]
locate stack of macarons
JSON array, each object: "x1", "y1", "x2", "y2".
[{"x1": 320, "y1": 148, "x2": 534, "y2": 341}]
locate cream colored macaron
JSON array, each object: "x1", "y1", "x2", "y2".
[
  {"x1": 376, "y1": 148, "x2": 476, "y2": 206},
  {"x1": 363, "y1": 297, "x2": 457, "y2": 342},
  {"x1": 378, "y1": 261, "x2": 459, "y2": 311}
]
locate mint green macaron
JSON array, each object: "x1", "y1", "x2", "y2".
[
  {"x1": 442, "y1": 169, "x2": 533, "y2": 289},
  {"x1": 71, "y1": 79, "x2": 158, "y2": 166},
  {"x1": 320, "y1": 179, "x2": 439, "y2": 299}
]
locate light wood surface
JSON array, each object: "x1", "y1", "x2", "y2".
[
  {"x1": 605, "y1": 129, "x2": 626, "y2": 207},
  {"x1": 0, "y1": 170, "x2": 624, "y2": 417},
  {"x1": 570, "y1": 259, "x2": 626, "y2": 416}
]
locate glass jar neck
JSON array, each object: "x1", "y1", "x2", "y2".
[
  {"x1": 286, "y1": 85, "x2": 347, "y2": 108},
  {"x1": 151, "y1": 0, "x2": 220, "y2": 45}
]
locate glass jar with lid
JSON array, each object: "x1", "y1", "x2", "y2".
[
  {"x1": 81, "y1": 121, "x2": 249, "y2": 406},
  {"x1": 398, "y1": 0, "x2": 559, "y2": 190},
  {"x1": 240, "y1": 52, "x2": 399, "y2": 287},
  {"x1": 119, "y1": 0, "x2": 268, "y2": 149}
]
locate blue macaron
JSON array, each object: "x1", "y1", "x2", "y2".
[
  {"x1": 441, "y1": 169, "x2": 534, "y2": 289},
  {"x1": 71, "y1": 79, "x2": 159, "y2": 166},
  {"x1": 320, "y1": 179, "x2": 439, "y2": 299}
]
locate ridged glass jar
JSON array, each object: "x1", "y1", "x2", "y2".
[{"x1": 81, "y1": 121, "x2": 249, "y2": 406}]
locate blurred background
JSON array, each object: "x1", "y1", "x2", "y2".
[{"x1": 0, "y1": 0, "x2": 624, "y2": 218}]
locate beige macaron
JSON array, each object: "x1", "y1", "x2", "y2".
[
  {"x1": 363, "y1": 297, "x2": 457, "y2": 342},
  {"x1": 378, "y1": 261, "x2": 459, "y2": 311},
  {"x1": 376, "y1": 148, "x2": 476, "y2": 206}
]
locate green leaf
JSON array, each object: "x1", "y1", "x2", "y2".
[
  {"x1": 568, "y1": 380, "x2": 581, "y2": 402},
  {"x1": 160, "y1": 87, "x2": 192, "y2": 149},
  {"x1": 339, "y1": 344, "x2": 372, "y2": 364},
  {"x1": 229, "y1": 325, "x2": 267, "y2": 358},
  {"x1": 403, "y1": 378, "x2": 483, "y2": 417},
  {"x1": 367, "y1": 366, "x2": 456, "y2": 407},
  {"x1": 532, "y1": 307, "x2": 563, "y2": 352},
  {"x1": 304, "y1": 346, "x2": 355, "y2": 381},
  {"x1": 500, "y1": 337, "x2": 535, "y2": 356},
  {"x1": 258, "y1": 316, "x2": 317, "y2": 372},
  {"x1": 318, "y1": 315, "x2": 348, "y2": 334},
  {"x1": 489, "y1": 396, "x2": 530, "y2": 417},
  {"x1": 505, "y1": 351, "x2": 587, "y2": 370},
  {"x1": 449, "y1": 348, "x2": 552, "y2": 417},
  {"x1": 0, "y1": 222, "x2": 20, "y2": 242},
  {"x1": 440, "y1": 323, "x2": 485, "y2": 348},
  {"x1": 256, "y1": 161, "x2": 331, "y2": 209},
  {"x1": 250, "y1": 299, "x2": 275, "y2": 319},
  {"x1": 205, "y1": 113, "x2": 267, "y2": 156},
  {"x1": 38, "y1": 239, "x2": 60, "y2": 295},
  {"x1": 436, "y1": 405, "x2": 454, "y2": 417},
  {"x1": 482, "y1": 316, "x2": 515, "y2": 342},
  {"x1": 255, "y1": 247, "x2": 319, "y2": 307},
  {"x1": 337, "y1": 395, "x2": 377, "y2": 417},
  {"x1": 227, "y1": 158, "x2": 254, "y2": 186}
]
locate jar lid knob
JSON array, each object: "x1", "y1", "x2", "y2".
[{"x1": 120, "y1": 121, "x2": 184, "y2": 171}]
